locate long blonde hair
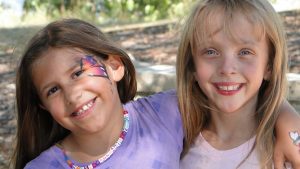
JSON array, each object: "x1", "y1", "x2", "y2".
[{"x1": 176, "y1": 0, "x2": 287, "y2": 167}]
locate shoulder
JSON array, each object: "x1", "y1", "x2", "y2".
[
  {"x1": 128, "y1": 89, "x2": 178, "y2": 109},
  {"x1": 125, "y1": 89, "x2": 179, "y2": 120},
  {"x1": 24, "y1": 146, "x2": 66, "y2": 169},
  {"x1": 147, "y1": 89, "x2": 177, "y2": 102},
  {"x1": 124, "y1": 89, "x2": 183, "y2": 143}
]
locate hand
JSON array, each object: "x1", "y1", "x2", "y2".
[{"x1": 274, "y1": 100, "x2": 300, "y2": 169}]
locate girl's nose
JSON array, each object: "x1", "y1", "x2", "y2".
[
  {"x1": 64, "y1": 84, "x2": 82, "y2": 105},
  {"x1": 219, "y1": 55, "x2": 237, "y2": 76}
]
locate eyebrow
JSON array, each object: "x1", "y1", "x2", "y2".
[
  {"x1": 39, "y1": 80, "x2": 53, "y2": 97},
  {"x1": 39, "y1": 58, "x2": 82, "y2": 96},
  {"x1": 67, "y1": 58, "x2": 82, "y2": 73},
  {"x1": 207, "y1": 36, "x2": 257, "y2": 46}
]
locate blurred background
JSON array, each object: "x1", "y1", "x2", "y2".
[
  {"x1": 1, "y1": 0, "x2": 195, "y2": 27},
  {"x1": 0, "y1": 0, "x2": 299, "y2": 168}
]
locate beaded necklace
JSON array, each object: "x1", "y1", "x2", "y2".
[{"x1": 63, "y1": 110, "x2": 129, "y2": 169}]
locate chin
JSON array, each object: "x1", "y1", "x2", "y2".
[{"x1": 217, "y1": 106, "x2": 241, "y2": 114}]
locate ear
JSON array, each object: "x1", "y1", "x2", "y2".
[{"x1": 106, "y1": 55, "x2": 125, "y2": 82}]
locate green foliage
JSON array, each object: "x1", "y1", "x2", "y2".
[
  {"x1": 22, "y1": 0, "x2": 195, "y2": 25},
  {"x1": 23, "y1": 0, "x2": 97, "y2": 23},
  {"x1": 101, "y1": 0, "x2": 195, "y2": 23}
]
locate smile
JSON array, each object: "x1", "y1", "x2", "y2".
[
  {"x1": 71, "y1": 98, "x2": 96, "y2": 117},
  {"x1": 213, "y1": 83, "x2": 243, "y2": 95},
  {"x1": 217, "y1": 84, "x2": 240, "y2": 91}
]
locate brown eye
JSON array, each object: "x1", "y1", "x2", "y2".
[
  {"x1": 47, "y1": 86, "x2": 59, "y2": 97},
  {"x1": 72, "y1": 69, "x2": 84, "y2": 79}
]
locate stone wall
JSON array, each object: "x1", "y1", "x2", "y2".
[
  {"x1": 280, "y1": 10, "x2": 300, "y2": 73},
  {"x1": 0, "y1": 53, "x2": 17, "y2": 168},
  {"x1": 280, "y1": 10, "x2": 300, "y2": 110}
]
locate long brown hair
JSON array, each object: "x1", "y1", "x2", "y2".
[
  {"x1": 177, "y1": 0, "x2": 287, "y2": 168},
  {"x1": 11, "y1": 18, "x2": 137, "y2": 169}
]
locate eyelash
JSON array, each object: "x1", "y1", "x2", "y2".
[
  {"x1": 239, "y1": 49, "x2": 252, "y2": 56},
  {"x1": 201, "y1": 48, "x2": 219, "y2": 58},
  {"x1": 206, "y1": 49, "x2": 218, "y2": 55},
  {"x1": 47, "y1": 86, "x2": 59, "y2": 97},
  {"x1": 72, "y1": 69, "x2": 84, "y2": 79},
  {"x1": 46, "y1": 69, "x2": 85, "y2": 97},
  {"x1": 202, "y1": 48, "x2": 253, "y2": 57}
]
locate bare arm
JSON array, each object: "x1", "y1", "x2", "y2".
[{"x1": 274, "y1": 100, "x2": 300, "y2": 169}]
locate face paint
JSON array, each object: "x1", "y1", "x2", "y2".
[
  {"x1": 289, "y1": 131, "x2": 300, "y2": 152},
  {"x1": 80, "y1": 55, "x2": 109, "y2": 78}
]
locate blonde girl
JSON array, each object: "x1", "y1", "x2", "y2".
[{"x1": 178, "y1": 0, "x2": 299, "y2": 168}]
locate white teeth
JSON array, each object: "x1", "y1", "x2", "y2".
[
  {"x1": 83, "y1": 105, "x2": 88, "y2": 110},
  {"x1": 219, "y1": 86, "x2": 227, "y2": 90},
  {"x1": 217, "y1": 85, "x2": 240, "y2": 91},
  {"x1": 73, "y1": 100, "x2": 94, "y2": 116}
]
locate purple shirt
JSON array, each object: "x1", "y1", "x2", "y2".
[{"x1": 25, "y1": 90, "x2": 183, "y2": 169}]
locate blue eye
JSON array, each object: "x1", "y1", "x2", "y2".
[
  {"x1": 239, "y1": 50, "x2": 251, "y2": 56},
  {"x1": 203, "y1": 48, "x2": 219, "y2": 58},
  {"x1": 207, "y1": 49, "x2": 216, "y2": 55},
  {"x1": 47, "y1": 86, "x2": 59, "y2": 96}
]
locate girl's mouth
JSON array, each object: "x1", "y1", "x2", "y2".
[
  {"x1": 71, "y1": 97, "x2": 96, "y2": 117},
  {"x1": 213, "y1": 83, "x2": 243, "y2": 96}
]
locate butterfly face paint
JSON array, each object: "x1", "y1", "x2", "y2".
[
  {"x1": 80, "y1": 55, "x2": 109, "y2": 78},
  {"x1": 289, "y1": 131, "x2": 300, "y2": 153}
]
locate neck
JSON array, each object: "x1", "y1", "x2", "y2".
[
  {"x1": 203, "y1": 99, "x2": 257, "y2": 150},
  {"x1": 62, "y1": 106, "x2": 124, "y2": 163}
]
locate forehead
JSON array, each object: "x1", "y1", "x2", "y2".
[
  {"x1": 193, "y1": 7, "x2": 265, "y2": 46},
  {"x1": 31, "y1": 48, "x2": 85, "y2": 87},
  {"x1": 33, "y1": 47, "x2": 84, "y2": 66},
  {"x1": 31, "y1": 47, "x2": 88, "y2": 77}
]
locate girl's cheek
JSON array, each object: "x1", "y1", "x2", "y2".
[
  {"x1": 243, "y1": 62, "x2": 266, "y2": 76},
  {"x1": 46, "y1": 98, "x2": 64, "y2": 113}
]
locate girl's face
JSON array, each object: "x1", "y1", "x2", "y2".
[
  {"x1": 193, "y1": 13, "x2": 270, "y2": 114},
  {"x1": 32, "y1": 47, "x2": 125, "y2": 135}
]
